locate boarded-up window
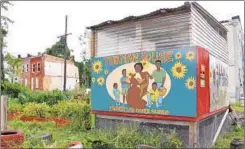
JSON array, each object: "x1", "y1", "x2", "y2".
[
  {"x1": 26, "y1": 64, "x2": 29, "y2": 72},
  {"x1": 32, "y1": 64, "x2": 36, "y2": 72},
  {"x1": 36, "y1": 78, "x2": 39, "y2": 88},
  {"x1": 37, "y1": 63, "x2": 41, "y2": 72}
]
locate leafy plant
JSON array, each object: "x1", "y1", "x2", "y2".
[
  {"x1": 7, "y1": 99, "x2": 23, "y2": 113},
  {"x1": 22, "y1": 103, "x2": 51, "y2": 118},
  {"x1": 1, "y1": 81, "x2": 30, "y2": 98},
  {"x1": 69, "y1": 102, "x2": 91, "y2": 131},
  {"x1": 19, "y1": 89, "x2": 71, "y2": 106},
  {"x1": 51, "y1": 100, "x2": 69, "y2": 118}
]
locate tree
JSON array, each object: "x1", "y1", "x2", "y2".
[
  {"x1": 1, "y1": 1, "x2": 13, "y2": 81},
  {"x1": 77, "y1": 29, "x2": 91, "y2": 88},
  {"x1": 4, "y1": 52, "x2": 23, "y2": 83},
  {"x1": 44, "y1": 41, "x2": 74, "y2": 60}
]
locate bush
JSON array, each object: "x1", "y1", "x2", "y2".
[
  {"x1": 18, "y1": 89, "x2": 71, "y2": 106},
  {"x1": 51, "y1": 100, "x2": 69, "y2": 118},
  {"x1": 8, "y1": 99, "x2": 23, "y2": 113},
  {"x1": 23, "y1": 103, "x2": 51, "y2": 118},
  {"x1": 1, "y1": 81, "x2": 30, "y2": 98},
  {"x1": 69, "y1": 102, "x2": 91, "y2": 131}
]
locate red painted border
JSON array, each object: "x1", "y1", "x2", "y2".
[
  {"x1": 196, "y1": 46, "x2": 210, "y2": 117},
  {"x1": 92, "y1": 110, "x2": 196, "y2": 122},
  {"x1": 196, "y1": 106, "x2": 228, "y2": 121},
  {"x1": 92, "y1": 106, "x2": 228, "y2": 122}
]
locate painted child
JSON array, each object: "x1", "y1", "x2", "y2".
[
  {"x1": 147, "y1": 82, "x2": 161, "y2": 108},
  {"x1": 120, "y1": 69, "x2": 130, "y2": 105},
  {"x1": 113, "y1": 83, "x2": 121, "y2": 106},
  {"x1": 150, "y1": 60, "x2": 166, "y2": 106}
]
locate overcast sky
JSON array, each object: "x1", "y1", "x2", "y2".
[{"x1": 3, "y1": 1, "x2": 244, "y2": 62}]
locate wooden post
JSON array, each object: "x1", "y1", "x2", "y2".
[
  {"x1": 90, "y1": 30, "x2": 96, "y2": 58},
  {"x1": 1, "y1": 95, "x2": 7, "y2": 131}
]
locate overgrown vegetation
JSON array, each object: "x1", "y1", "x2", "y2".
[
  {"x1": 215, "y1": 125, "x2": 244, "y2": 148},
  {"x1": 8, "y1": 120, "x2": 182, "y2": 148},
  {"x1": 5, "y1": 81, "x2": 183, "y2": 148},
  {"x1": 230, "y1": 102, "x2": 244, "y2": 112}
]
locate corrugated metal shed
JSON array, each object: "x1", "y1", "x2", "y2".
[
  {"x1": 88, "y1": 2, "x2": 228, "y2": 64},
  {"x1": 190, "y1": 3, "x2": 228, "y2": 63}
]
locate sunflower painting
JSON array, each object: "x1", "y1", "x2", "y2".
[
  {"x1": 97, "y1": 77, "x2": 105, "y2": 86},
  {"x1": 92, "y1": 77, "x2": 96, "y2": 83},
  {"x1": 171, "y1": 62, "x2": 187, "y2": 79},
  {"x1": 92, "y1": 61, "x2": 103, "y2": 74},
  {"x1": 185, "y1": 77, "x2": 196, "y2": 90},
  {"x1": 186, "y1": 51, "x2": 195, "y2": 61},
  {"x1": 141, "y1": 59, "x2": 150, "y2": 69},
  {"x1": 175, "y1": 52, "x2": 182, "y2": 59}
]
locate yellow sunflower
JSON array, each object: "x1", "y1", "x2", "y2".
[
  {"x1": 92, "y1": 77, "x2": 96, "y2": 83},
  {"x1": 97, "y1": 77, "x2": 105, "y2": 86},
  {"x1": 171, "y1": 62, "x2": 187, "y2": 79},
  {"x1": 127, "y1": 70, "x2": 135, "y2": 78},
  {"x1": 185, "y1": 77, "x2": 196, "y2": 90},
  {"x1": 141, "y1": 59, "x2": 150, "y2": 69},
  {"x1": 175, "y1": 52, "x2": 182, "y2": 59},
  {"x1": 186, "y1": 51, "x2": 195, "y2": 61},
  {"x1": 104, "y1": 69, "x2": 109, "y2": 75},
  {"x1": 92, "y1": 61, "x2": 103, "y2": 74}
]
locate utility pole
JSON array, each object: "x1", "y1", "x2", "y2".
[{"x1": 57, "y1": 15, "x2": 71, "y2": 91}]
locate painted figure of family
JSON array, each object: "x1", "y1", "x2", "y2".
[{"x1": 112, "y1": 60, "x2": 167, "y2": 109}]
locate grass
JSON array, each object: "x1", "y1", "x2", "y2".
[
  {"x1": 214, "y1": 125, "x2": 244, "y2": 148},
  {"x1": 8, "y1": 119, "x2": 181, "y2": 148},
  {"x1": 230, "y1": 102, "x2": 244, "y2": 112},
  {"x1": 215, "y1": 102, "x2": 244, "y2": 148}
]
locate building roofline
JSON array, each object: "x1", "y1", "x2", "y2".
[
  {"x1": 87, "y1": 2, "x2": 227, "y2": 32},
  {"x1": 21, "y1": 54, "x2": 75, "y2": 64},
  {"x1": 87, "y1": 2, "x2": 191, "y2": 30},
  {"x1": 191, "y1": 2, "x2": 227, "y2": 32}
]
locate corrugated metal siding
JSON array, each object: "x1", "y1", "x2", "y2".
[
  {"x1": 95, "y1": 12, "x2": 192, "y2": 57},
  {"x1": 190, "y1": 6, "x2": 228, "y2": 64}
]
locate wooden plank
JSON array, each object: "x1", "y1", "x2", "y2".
[
  {"x1": 1, "y1": 96, "x2": 7, "y2": 131},
  {"x1": 90, "y1": 31, "x2": 96, "y2": 58}
]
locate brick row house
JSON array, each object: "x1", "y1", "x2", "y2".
[{"x1": 20, "y1": 54, "x2": 79, "y2": 91}]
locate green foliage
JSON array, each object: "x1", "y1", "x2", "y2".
[
  {"x1": 19, "y1": 89, "x2": 71, "y2": 106},
  {"x1": 230, "y1": 102, "x2": 244, "y2": 112},
  {"x1": 1, "y1": 81, "x2": 30, "y2": 98},
  {"x1": 215, "y1": 124, "x2": 244, "y2": 148},
  {"x1": 23, "y1": 102, "x2": 51, "y2": 118},
  {"x1": 51, "y1": 100, "x2": 69, "y2": 118},
  {"x1": 8, "y1": 119, "x2": 184, "y2": 148},
  {"x1": 44, "y1": 41, "x2": 73, "y2": 60},
  {"x1": 7, "y1": 99, "x2": 23, "y2": 113},
  {"x1": 69, "y1": 102, "x2": 91, "y2": 131},
  {"x1": 71, "y1": 87, "x2": 90, "y2": 104},
  {"x1": 4, "y1": 52, "x2": 23, "y2": 82}
]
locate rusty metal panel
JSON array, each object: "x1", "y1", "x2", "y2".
[
  {"x1": 190, "y1": 6, "x2": 228, "y2": 64},
  {"x1": 95, "y1": 12, "x2": 192, "y2": 57}
]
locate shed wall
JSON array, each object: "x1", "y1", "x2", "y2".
[
  {"x1": 190, "y1": 5, "x2": 228, "y2": 64},
  {"x1": 95, "y1": 12, "x2": 192, "y2": 57}
]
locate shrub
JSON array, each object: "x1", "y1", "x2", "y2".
[
  {"x1": 51, "y1": 100, "x2": 69, "y2": 118},
  {"x1": 18, "y1": 89, "x2": 71, "y2": 106},
  {"x1": 8, "y1": 99, "x2": 23, "y2": 113},
  {"x1": 69, "y1": 102, "x2": 91, "y2": 131},
  {"x1": 1, "y1": 81, "x2": 30, "y2": 98},
  {"x1": 23, "y1": 103, "x2": 51, "y2": 118}
]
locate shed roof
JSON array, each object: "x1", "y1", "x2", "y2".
[{"x1": 87, "y1": 2, "x2": 227, "y2": 32}]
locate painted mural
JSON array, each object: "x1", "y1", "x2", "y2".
[
  {"x1": 209, "y1": 55, "x2": 229, "y2": 112},
  {"x1": 91, "y1": 48, "x2": 197, "y2": 117}
]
